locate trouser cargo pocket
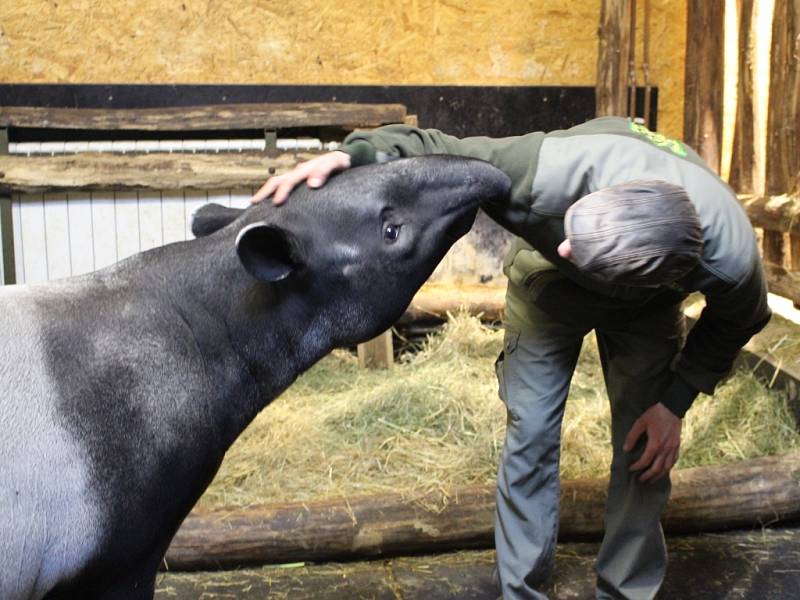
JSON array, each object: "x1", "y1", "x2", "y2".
[{"x1": 495, "y1": 328, "x2": 521, "y2": 422}]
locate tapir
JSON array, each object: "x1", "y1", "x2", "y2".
[{"x1": 0, "y1": 156, "x2": 511, "y2": 599}]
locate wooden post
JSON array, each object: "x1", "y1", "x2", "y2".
[
  {"x1": 764, "y1": 0, "x2": 800, "y2": 308},
  {"x1": 765, "y1": 0, "x2": 800, "y2": 195},
  {"x1": 0, "y1": 127, "x2": 14, "y2": 285},
  {"x1": 729, "y1": 0, "x2": 757, "y2": 193},
  {"x1": 684, "y1": 1, "x2": 725, "y2": 173},
  {"x1": 357, "y1": 330, "x2": 394, "y2": 370},
  {"x1": 763, "y1": 230, "x2": 786, "y2": 267},
  {"x1": 596, "y1": 0, "x2": 633, "y2": 117},
  {"x1": 792, "y1": 237, "x2": 800, "y2": 309}
]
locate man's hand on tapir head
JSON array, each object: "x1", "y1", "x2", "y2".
[{"x1": 251, "y1": 151, "x2": 352, "y2": 206}]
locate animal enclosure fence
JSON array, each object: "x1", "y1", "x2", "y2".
[
  {"x1": 683, "y1": 0, "x2": 800, "y2": 306},
  {"x1": 0, "y1": 95, "x2": 798, "y2": 304},
  {"x1": 597, "y1": 0, "x2": 800, "y2": 308},
  {"x1": 0, "y1": 103, "x2": 509, "y2": 291}
]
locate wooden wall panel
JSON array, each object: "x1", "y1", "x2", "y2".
[{"x1": 0, "y1": 0, "x2": 689, "y2": 139}]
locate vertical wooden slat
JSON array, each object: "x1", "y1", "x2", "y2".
[
  {"x1": 91, "y1": 191, "x2": 118, "y2": 270},
  {"x1": 792, "y1": 237, "x2": 800, "y2": 270},
  {"x1": 765, "y1": 0, "x2": 800, "y2": 195},
  {"x1": 357, "y1": 330, "x2": 394, "y2": 370},
  {"x1": 43, "y1": 192, "x2": 72, "y2": 280},
  {"x1": 183, "y1": 191, "x2": 208, "y2": 240},
  {"x1": 791, "y1": 236, "x2": 800, "y2": 309},
  {"x1": 763, "y1": 230, "x2": 786, "y2": 267},
  {"x1": 19, "y1": 195, "x2": 48, "y2": 283},
  {"x1": 0, "y1": 127, "x2": 14, "y2": 284},
  {"x1": 138, "y1": 190, "x2": 164, "y2": 251},
  {"x1": 729, "y1": 0, "x2": 756, "y2": 193},
  {"x1": 596, "y1": 0, "x2": 633, "y2": 117},
  {"x1": 684, "y1": 0, "x2": 725, "y2": 173},
  {"x1": 162, "y1": 189, "x2": 188, "y2": 244},
  {"x1": 115, "y1": 191, "x2": 140, "y2": 261},
  {"x1": 206, "y1": 191, "x2": 233, "y2": 209},
  {"x1": 67, "y1": 192, "x2": 95, "y2": 277},
  {"x1": 0, "y1": 194, "x2": 15, "y2": 284},
  {"x1": 11, "y1": 194, "x2": 23, "y2": 283},
  {"x1": 229, "y1": 188, "x2": 252, "y2": 210}
]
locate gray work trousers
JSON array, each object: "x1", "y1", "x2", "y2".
[{"x1": 495, "y1": 272, "x2": 685, "y2": 600}]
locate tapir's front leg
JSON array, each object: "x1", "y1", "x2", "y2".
[{"x1": 44, "y1": 552, "x2": 162, "y2": 600}]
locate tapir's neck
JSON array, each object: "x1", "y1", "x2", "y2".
[{"x1": 117, "y1": 234, "x2": 334, "y2": 447}]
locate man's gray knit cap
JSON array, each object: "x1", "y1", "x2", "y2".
[{"x1": 564, "y1": 180, "x2": 704, "y2": 286}]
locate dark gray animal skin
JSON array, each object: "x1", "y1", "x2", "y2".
[{"x1": 0, "y1": 156, "x2": 510, "y2": 600}]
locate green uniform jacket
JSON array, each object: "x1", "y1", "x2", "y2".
[{"x1": 340, "y1": 117, "x2": 771, "y2": 417}]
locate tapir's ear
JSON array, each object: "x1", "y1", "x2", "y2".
[
  {"x1": 235, "y1": 222, "x2": 302, "y2": 282},
  {"x1": 191, "y1": 204, "x2": 245, "y2": 238}
]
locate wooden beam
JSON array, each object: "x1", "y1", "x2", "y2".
[
  {"x1": 357, "y1": 330, "x2": 394, "y2": 370},
  {"x1": 684, "y1": 0, "x2": 725, "y2": 173},
  {"x1": 165, "y1": 452, "x2": 800, "y2": 569},
  {"x1": 763, "y1": 261, "x2": 800, "y2": 305},
  {"x1": 729, "y1": 0, "x2": 757, "y2": 193},
  {"x1": 596, "y1": 0, "x2": 632, "y2": 117},
  {"x1": 0, "y1": 103, "x2": 407, "y2": 131},
  {"x1": 739, "y1": 194, "x2": 800, "y2": 237},
  {"x1": 399, "y1": 283, "x2": 505, "y2": 323},
  {"x1": 0, "y1": 152, "x2": 318, "y2": 193},
  {"x1": 765, "y1": 0, "x2": 800, "y2": 195}
]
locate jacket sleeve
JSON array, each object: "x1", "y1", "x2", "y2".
[
  {"x1": 661, "y1": 258, "x2": 772, "y2": 417},
  {"x1": 341, "y1": 125, "x2": 545, "y2": 226}
]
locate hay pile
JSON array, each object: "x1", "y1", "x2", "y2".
[{"x1": 197, "y1": 313, "x2": 800, "y2": 509}]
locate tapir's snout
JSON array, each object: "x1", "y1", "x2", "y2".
[{"x1": 415, "y1": 156, "x2": 511, "y2": 241}]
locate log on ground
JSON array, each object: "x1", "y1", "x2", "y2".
[
  {"x1": 157, "y1": 526, "x2": 800, "y2": 600},
  {"x1": 166, "y1": 451, "x2": 800, "y2": 570}
]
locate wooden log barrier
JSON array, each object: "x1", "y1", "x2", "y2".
[
  {"x1": 166, "y1": 451, "x2": 800, "y2": 570},
  {"x1": 0, "y1": 151, "x2": 319, "y2": 193},
  {"x1": 0, "y1": 102, "x2": 407, "y2": 132},
  {"x1": 400, "y1": 283, "x2": 506, "y2": 323}
]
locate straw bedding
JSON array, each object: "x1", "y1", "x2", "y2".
[{"x1": 197, "y1": 312, "x2": 799, "y2": 509}]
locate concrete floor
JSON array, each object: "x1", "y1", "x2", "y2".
[{"x1": 156, "y1": 524, "x2": 800, "y2": 599}]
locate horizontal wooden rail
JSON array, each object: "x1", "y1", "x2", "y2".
[
  {"x1": 739, "y1": 194, "x2": 800, "y2": 306},
  {"x1": 166, "y1": 451, "x2": 800, "y2": 570},
  {"x1": 739, "y1": 194, "x2": 800, "y2": 237},
  {"x1": 0, "y1": 152, "x2": 318, "y2": 192},
  {"x1": 0, "y1": 103, "x2": 407, "y2": 131},
  {"x1": 0, "y1": 153, "x2": 797, "y2": 306}
]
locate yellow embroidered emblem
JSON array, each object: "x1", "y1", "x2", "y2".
[{"x1": 629, "y1": 121, "x2": 688, "y2": 157}]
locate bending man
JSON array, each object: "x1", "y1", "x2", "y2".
[{"x1": 251, "y1": 116, "x2": 771, "y2": 600}]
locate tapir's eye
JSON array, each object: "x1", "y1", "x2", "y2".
[{"x1": 383, "y1": 223, "x2": 402, "y2": 243}]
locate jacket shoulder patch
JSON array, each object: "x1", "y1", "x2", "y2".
[{"x1": 629, "y1": 122, "x2": 688, "y2": 157}]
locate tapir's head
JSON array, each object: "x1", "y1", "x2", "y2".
[{"x1": 192, "y1": 156, "x2": 510, "y2": 346}]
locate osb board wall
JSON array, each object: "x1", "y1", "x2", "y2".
[{"x1": 0, "y1": 1, "x2": 686, "y2": 138}]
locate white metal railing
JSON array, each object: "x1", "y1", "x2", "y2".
[
  {"x1": 9, "y1": 138, "x2": 341, "y2": 156},
  {"x1": 4, "y1": 137, "x2": 499, "y2": 286}
]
